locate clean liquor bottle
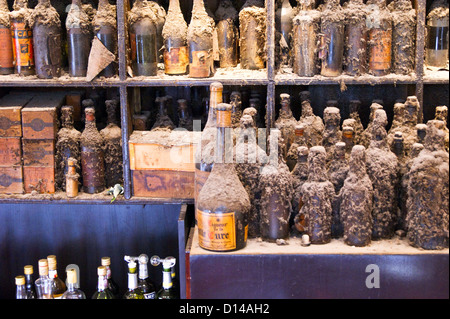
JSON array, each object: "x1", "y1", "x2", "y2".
[
  {"x1": 152, "y1": 256, "x2": 178, "y2": 299},
  {"x1": 61, "y1": 269, "x2": 86, "y2": 299},
  {"x1": 47, "y1": 255, "x2": 66, "y2": 299},
  {"x1": 23, "y1": 265, "x2": 36, "y2": 299},
  {"x1": 92, "y1": 266, "x2": 115, "y2": 299},
  {"x1": 101, "y1": 257, "x2": 120, "y2": 298},
  {"x1": 137, "y1": 254, "x2": 156, "y2": 299},
  {"x1": 15, "y1": 276, "x2": 28, "y2": 299},
  {"x1": 35, "y1": 259, "x2": 53, "y2": 299},
  {"x1": 123, "y1": 261, "x2": 144, "y2": 299}
]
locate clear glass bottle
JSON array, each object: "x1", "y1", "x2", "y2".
[
  {"x1": 155, "y1": 257, "x2": 178, "y2": 299},
  {"x1": 47, "y1": 255, "x2": 67, "y2": 299},
  {"x1": 123, "y1": 261, "x2": 144, "y2": 299},
  {"x1": 344, "y1": 0, "x2": 368, "y2": 76},
  {"x1": 239, "y1": 0, "x2": 266, "y2": 69},
  {"x1": 23, "y1": 265, "x2": 36, "y2": 299},
  {"x1": 392, "y1": 0, "x2": 416, "y2": 75},
  {"x1": 15, "y1": 276, "x2": 28, "y2": 299},
  {"x1": 0, "y1": 0, "x2": 14, "y2": 75},
  {"x1": 35, "y1": 259, "x2": 53, "y2": 299},
  {"x1": 137, "y1": 254, "x2": 157, "y2": 299},
  {"x1": 92, "y1": 266, "x2": 115, "y2": 299},
  {"x1": 425, "y1": 0, "x2": 449, "y2": 69},
  {"x1": 215, "y1": 0, "x2": 239, "y2": 68},
  {"x1": 101, "y1": 257, "x2": 120, "y2": 298},
  {"x1": 61, "y1": 269, "x2": 86, "y2": 299},
  {"x1": 93, "y1": 0, "x2": 117, "y2": 77}
]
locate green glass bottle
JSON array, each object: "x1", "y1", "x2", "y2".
[
  {"x1": 123, "y1": 261, "x2": 144, "y2": 299},
  {"x1": 92, "y1": 266, "x2": 115, "y2": 299},
  {"x1": 154, "y1": 256, "x2": 177, "y2": 299}
]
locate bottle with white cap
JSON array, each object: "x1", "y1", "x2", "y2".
[
  {"x1": 151, "y1": 255, "x2": 178, "y2": 299},
  {"x1": 123, "y1": 259, "x2": 144, "y2": 299}
]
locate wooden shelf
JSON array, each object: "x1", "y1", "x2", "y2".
[
  {"x1": 0, "y1": 74, "x2": 122, "y2": 87},
  {"x1": 423, "y1": 69, "x2": 450, "y2": 84}
]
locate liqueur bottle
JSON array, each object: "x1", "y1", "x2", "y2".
[
  {"x1": 137, "y1": 254, "x2": 156, "y2": 299},
  {"x1": 65, "y1": 158, "x2": 79, "y2": 198},
  {"x1": 162, "y1": 0, "x2": 189, "y2": 75},
  {"x1": 319, "y1": 0, "x2": 345, "y2": 76},
  {"x1": 153, "y1": 256, "x2": 178, "y2": 299},
  {"x1": 343, "y1": 0, "x2": 368, "y2": 75},
  {"x1": 239, "y1": 0, "x2": 266, "y2": 69},
  {"x1": 291, "y1": 146, "x2": 309, "y2": 233},
  {"x1": 15, "y1": 276, "x2": 27, "y2": 299},
  {"x1": 23, "y1": 265, "x2": 36, "y2": 299},
  {"x1": 177, "y1": 99, "x2": 193, "y2": 131},
  {"x1": 61, "y1": 269, "x2": 85, "y2": 299},
  {"x1": 80, "y1": 107, "x2": 106, "y2": 194},
  {"x1": 56, "y1": 106, "x2": 81, "y2": 191},
  {"x1": 275, "y1": 93, "x2": 297, "y2": 160},
  {"x1": 215, "y1": 0, "x2": 239, "y2": 68},
  {"x1": 196, "y1": 103, "x2": 251, "y2": 252},
  {"x1": 425, "y1": 0, "x2": 449, "y2": 69},
  {"x1": 348, "y1": 100, "x2": 364, "y2": 145},
  {"x1": 66, "y1": 0, "x2": 92, "y2": 77},
  {"x1": 0, "y1": 0, "x2": 14, "y2": 75},
  {"x1": 292, "y1": 0, "x2": 320, "y2": 76},
  {"x1": 47, "y1": 255, "x2": 66, "y2": 299},
  {"x1": 92, "y1": 266, "x2": 115, "y2": 299},
  {"x1": 187, "y1": 0, "x2": 215, "y2": 77},
  {"x1": 101, "y1": 256, "x2": 120, "y2": 298},
  {"x1": 275, "y1": 0, "x2": 294, "y2": 67},
  {"x1": 339, "y1": 145, "x2": 374, "y2": 247},
  {"x1": 322, "y1": 107, "x2": 342, "y2": 163},
  {"x1": 230, "y1": 91, "x2": 243, "y2": 128},
  {"x1": 9, "y1": 0, "x2": 34, "y2": 75},
  {"x1": 31, "y1": 0, "x2": 62, "y2": 79},
  {"x1": 100, "y1": 100, "x2": 123, "y2": 187},
  {"x1": 260, "y1": 130, "x2": 293, "y2": 242},
  {"x1": 366, "y1": 0, "x2": 393, "y2": 76},
  {"x1": 129, "y1": 0, "x2": 158, "y2": 76},
  {"x1": 392, "y1": 0, "x2": 416, "y2": 74},
  {"x1": 123, "y1": 260, "x2": 144, "y2": 299},
  {"x1": 296, "y1": 146, "x2": 335, "y2": 244},
  {"x1": 35, "y1": 259, "x2": 53, "y2": 299},
  {"x1": 93, "y1": 0, "x2": 117, "y2": 77}
]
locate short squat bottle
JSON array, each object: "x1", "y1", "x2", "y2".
[{"x1": 0, "y1": 0, "x2": 14, "y2": 75}]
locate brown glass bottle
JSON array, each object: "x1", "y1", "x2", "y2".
[
  {"x1": 93, "y1": 0, "x2": 117, "y2": 77},
  {"x1": 66, "y1": 0, "x2": 92, "y2": 77},
  {"x1": 197, "y1": 103, "x2": 251, "y2": 252},
  {"x1": 177, "y1": 99, "x2": 193, "y2": 131},
  {"x1": 275, "y1": 93, "x2": 297, "y2": 159},
  {"x1": 344, "y1": 0, "x2": 368, "y2": 76},
  {"x1": 9, "y1": 0, "x2": 34, "y2": 75},
  {"x1": 55, "y1": 105, "x2": 81, "y2": 191},
  {"x1": 239, "y1": 0, "x2": 266, "y2": 70},
  {"x1": 31, "y1": 0, "x2": 62, "y2": 79},
  {"x1": 187, "y1": 0, "x2": 215, "y2": 78},
  {"x1": 0, "y1": 0, "x2": 14, "y2": 75},
  {"x1": 392, "y1": 0, "x2": 416, "y2": 75},
  {"x1": 162, "y1": 0, "x2": 188, "y2": 75},
  {"x1": 230, "y1": 91, "x2": 242, "y2": 128},
  {"x1": 215, "y1": 0, "x2": 238, "y2": 68},
  {"x1": 80, "y1": 107, "x2": 105, "y2": 194},
  {"x1": 129, "y1": 0, "x2": 158, "y2": 76}
]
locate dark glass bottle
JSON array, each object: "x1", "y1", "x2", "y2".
[
  {"x1": 92, "y1": 266, "x2": 115, "y2": 299},
  {"x1": 123, "y1": 261, "x2": 144, "y2": 299},
  {"x1": 24, "y1": 265, "x2": 36, "y2": 299},
  {"x1": 0, "y1": 0, "x2": 14, "y2": 75},
  {"x1": 129, "y1": 0, "x2": 158, "y2": 76},
  {"x1": 80, "y1": 107, "x2": 105, "y2": 194},
  {"x1": 319, "y1": 0, "x2": 345, "y2": 76},
  {"x1": 392, "y1": 0, "x2": 416, "y2": 75},
  {"x1": 162, "y1": 0, "x2": 188, "y2": 75},
  {"x1": 275, "y1": 0, "x2": 294, "y2": 67},
  {"x1": 425, "y1": 0, "x2": 449, "y2": 69},
  {"x1": 177, "y1": 99, "x2": 193, "y2": 131},
  {"x1": 322, "y1": 106, "x2": 342, "y2": 162},
  {"x1": 66, "y1": 0, "x2": 91, "y2": 77},
  {"x1": 286, "y1": 124, "x2": 307, "y2": 171},
  {"x1": 344, "y1": 0, "x2": 367, "y2": 76},
  {"x1": 239, "y1": 0, "x2": 266, "y2": 69},
  {"x1": 9, "y1": 0, "x2": 34, "y2": 75},
  {"x1": 230, "y1": 91, "x2": 243, "y2": 128},
  {"x1": 137, "y1": 255, "x2": 156, "y2": 299},
  {"x1": 415, "y1": 123, "x2": 427, "y2": 144},
  {"x1": 197, "y1": 103, "x2": 251, "y2": 252},
  {"x1": 151, "y1": 96, "x2": 176, "y2": 130},
  {"x1": 187, "y1": 0, "x2": 215, "y2": 77},
  {"x1": 349, "y1": 100, "x2": 364, "y2": 145},
  {"x1": 291, "y1": 145, "x2": 309, "y2": 233},
  {"x1": 93, "y1": 0, "x2": 117, "y2": 77},
  {"x1": 360, "y1": 102, "x2": 383, "y2": 149},
  {"x1": 15, "y1": 276, "x2": 27, "y2": 299},
  {"x1": 147, "y1": 0, "x2": 166, "y2": 63},
  {"x1": 31, "y1": 0, "x2": 62, "y2": 79},
  {"x1": 154, "y1": 257, "x2": 178, "y2": 299},
  {"x1": 434, "y1": 105, "x2": 448, "y2": 151},
  {"x1": 215, "y1": 0, "x2": 239, "y2": 68},
  {"x1": 342, "y1": 126, "x2": 355, "y2": 156},
  {"x1": 275, "y1": 93, "x2": 297, "y2": 160}
]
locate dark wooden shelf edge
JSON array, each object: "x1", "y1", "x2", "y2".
[
  {"x1": 0, "y1": 77, "x2": 122, "y2": 88},
  {"x1": 275, "y1": 74, "x2": 419, "y2": 86}
]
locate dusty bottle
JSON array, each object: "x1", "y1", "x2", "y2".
[
  {"x1": 147, "y1": 1, "x2": 166, "y2": 63},
  {"x1": 339, "y1": 145, "x2": 374, "y2": 247},
  {"x1": 81, "y1": 107, "x2": 105, "y2": 194},
  {"x1": 162, "y1": 0, "x2": 188, "y2": 75},
  {"x1": 151, "y1": 96, "x2": 176, "y2": 131},
  {"x1": 177, "y1": 99, "x2": 193, "y2": 131},
  {"x1": 197, "y1": 103, "x2": 251, "y2": 252},
  {"x1": 389, "y1": 102, "x2": 406, "y2": 137},
  {"x1": 344, "y1": 0, "x2": 368, "y2": 75},
  {"x1": 341, "y1": 126, "x2": 355, "y2": 156},
  {"x1": 92, "y1": 266, "x2": 115, "y2": 299},
  {"x1": 101, "y1": 256, "x2": 120, "y2": 298},
  {"x1": 230, "y1": 91, "x2": 243, "y2": 128},
  {"x1": 286, "y1": 124, "x2": 307, "y2": 171},
  {"x1": 348, "y1": 100, "x2": 364, "y2": 145},
  {"x1": 65, "y1": 158, "x2": 79, "y2": 198},
  {"x1": 360, "y1": 102, "x2": 384, "y2": 149},
  {"x1": 129, "y1": 0, "x2": 158, "y2": 76},
  {"x1": 239, "y1": 0, "x2": 266, "y2": 70},
  {"x1": 299, "y1": 93, "x2": 325, "y2": 147},
  {"x1": 291, "y1": 145, "x2": 309, "y2": 232},
  {"x1": 31, "y1": 0, "x2": 62, "y2": 79},
  {"x1": 415, "y1": 123, "x2": 427, "y2": 144},
  {"x1": 434, "y1": 105, "x2": 449, "y2": 151},
  {"x1": 292, "y1": 0, "x2": 320, "y2": 76},
  {"x1": 9, "y1": 0, "x2": 34, "y2": 75},
  {"x1": 55, "y1": 105, "x2": 81, "y2": 191},
  {"x1": 66, "y1": 0, "x2": 92, "y2": 77},
  {"x1": 187, "y1": 0, "x2": 215, "y2": 77},
  {"x1": 319, "y1": 0, "x2": 345, "y2": 77},
  {"x1": 100, "y1": 100, "x2": 123, "y2": 187},
  {"x1": 366, "y1": 0, "x2": 393, "y2": 76},
  {"x1": 61, "y1": 269, "x2": 85, "y2": 299},
  {"x1": 425, "y1": 0, "x2": 449, "y2": 69},
  {"x1": 0, "y1": 0, "x2": 14, "y2": 75},
  {"x1": 322, "y1": 106, "x2": 342, "y2": 162},
  {"x1": 93, "y1": 0, "x2": 117, "y2": 77},
  {"x1": 297, "y1": 146, "x2": 335, "y2": 244},
  {"x1": 275, "y1": 0, "x2": 294, "y2": 67},
  {"x1": 392, "y1": 0, "x2": 416, "y2": 75},
  {"x1": 215, "y1": 0, "x2": 239, "y2": 68},
  {"x1": 275, "y1": 93, "x2": 297, "y2": 160}
]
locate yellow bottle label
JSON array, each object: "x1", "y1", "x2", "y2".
[{"x1": 197, "y1": 209, "x2": 236, "y2": 251}]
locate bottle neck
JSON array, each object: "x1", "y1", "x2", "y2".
[
  {"x1": 138, "y1": 262, "x2": 148, "y2": 280},
  {"x1": 0, "y1": 0, "x2": 9, "y2": 12},
  {"x1": 48, "y1": 269, "x2": 58, "y2": 279},
  {"x1": 162, "y1": 268, "x2": 173, "y2": 290},
  {"x1": 128, "y1": 273, "x2": 138, "y2": 290},
  {"x1": 14, "y1": 0, "x2": 28, "y2": 10},
  {"x1": 67, "y1": 282, "x2": 76, "y2": 292},
  {"x1": 215, "y1": 110, "x2": 232, "y2": 164},
  {"x1": 168, "y1": 0, "x2": 182, "y2": 14},
  {"x1": 193, "y1": 0, "x2": 206, "y2": 13},
  {"x1": 97, "y1": 275, "x2": 108, "y2": 291}
]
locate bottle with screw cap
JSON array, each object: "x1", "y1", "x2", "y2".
[
  {"x1": 92, "y1": 266, "x2": 115, "y2": 299},
  {"x1": 61, "y1": 269, "x2": 85, "y2": 299},
  {"x1": 35, "y1": 259, "x2": 53, "y2": 299},
  {"x1": 123, "y1": 260, "x2": 144, "y2": 299},
  {"x1": 101, "y1": 256, "x2": 119, "y2": 298},
  {"x1": 15, "y1": 276, "x2": 27, "y2": 299},
  {"x1": 47, "y1": 255, "x2": 66, "y2": 299},
  {"x1": 151, "y1": 256, "x2": 178, "y2": 299},
  {"x1": 23, "y1": 265, "x2": 36, "y2": 299}
]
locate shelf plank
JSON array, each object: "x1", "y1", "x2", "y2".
[
  {"x1": 0, "y1": 74, "x2": 122, "y2": 87},
  {"x1": 423, "y1": 69, "x2": 450, "y2": 84}
]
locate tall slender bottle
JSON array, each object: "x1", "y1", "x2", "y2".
[
  {"x1": 147, "y1": 1, "x2": 166, "y2": 63},
  {"x1": 9, "y1": 0, "x2": 34, "y2": 75},
  {"x1": 0, "y1": 0, "x2": 14, "y2": 75},
  {"x1": 35, "y1": 259, "x2": 53, "y2": 299},
  {"x1": 129, "y1": 0, "x2": 158, "y2": 76},
  {"x1": 275, "y1": 93, "x2": 297, "y2": 160},
  {"x1": 292, "y1": 146, "x2": 309, "y2": 232},
  {"x1": 392, "y1": 0, "x2": 416, "y2": 75},
  {"x1": 31, "y1": 0, "x2": 62, "y2": 79},
  {"x1": 197, "y1": 103, "x2": 251, "y2": 252},
  {"x1": 92, "y1": 266, "x2": 115, "y2": 299},
  {"x1": 137, "y1": 254, "x2": 157, "y2": 299},
  {"x1": 15, "y1": 276, "x2": 27, "y2": 299},
  {"x1": 123, "y1": 261, "x2": 144, "y2": 299},
  {"x1": 292, "y1": 0, "x2": 320, "y2": 76},
  {"x1": 239, "y1": 0, "x2": 266, "y2": 69},
  {"x1": 366, "y1": 0, "x2": 393, "y2": 76},
  {"x1": 286, "y1": 124, "x2": 307, "y2": 171},
  {"x1": 322, "y1": 107, "x2": 342, "y2": 163},
  {"x1": 187, "y1": 0, "x2": 215, "y2": 77},
  {"x1": 23, "y1": 265, "x2": 36, "y2": 299},
  {"x1": 177, "y1": 99, "x2": 193, "y2": 131},
  {"x1": 215, "y1": 0, "x2": 239, "y2": 68},
  {"x1": 66, "y1": 0, "x2": 91, "y2": 77},
  {"x1": 61, "y1": 269, "x2": 86, "y2": 299},
  {"x1": 425, "y1": 0, "x2": 449, "y2": 69},
  {"x1": 93, "y1": 0, "x2": 117, "y2": 77},
  {"x1": 47, "y1": 255, "x2": 66, "y2": 299},
  {"x1": 344, "y1": 0, "x2": 368, "y2": 76},
  {"x1": 80, "y1": 107, "x2": 106, "y2": 194},
  {"x1": 230, "y1": 91, "x2": 242, "y2": 128},
  {"x1": 101, "y1": 256, "x2": 120, "y2": 298},
  {"x1": 162, "y1": 0, "x2": 189, "y2": 75},
  {"x1": 349, "y1": 100, "x2": 364, "y2": 145},
  {"x1": 275, "y1": 0, "x2": 294, "y2": 67},
  {"x1": 151, "y1": 96, "x2": 176, "y2": 130}
]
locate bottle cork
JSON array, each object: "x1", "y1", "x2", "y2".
[
  {"x1": 66, "y1": 269, "x2": 77, "y2": 284},
  {"x1": 47, "y1": 255, "x2": 57, "y2": 270}
]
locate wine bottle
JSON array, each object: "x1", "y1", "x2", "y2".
[
  {"x1": 188, "y1": 0, "x2": 215, "y2": 77},
  {"x1": 101, "y1": 256, "x2": 120, "y2": 298},
  {"x1": 348, "y1": 100, "x2": 364, "y2": 145},
  {"x1": 230, "y1": 91, "x2": 242, "y2": 128},
  {"x1": 66, "y1": 0, "x2": 92, "y2": 77},
  {"x1": 15, "y1": 276, "x2": 27, "y2": 299},
  {"x1": 275, "y1": 0, "x2": 294, "y2": 68},
  {"x1": 30, "y1": 0, "x2": 62, "y2": 79},
  {"x1": 93, "y1": 0, "x2": 117, "y2": 77},
  {"x1": 341, "y1": 126, "x2": 355, "y2": 156},
  {"x1": 147, "y1": 1, "x2": 166, "y2": 63},
  {"x1": 291, "y1": 146, "x2": 309, "y2": 233},
  {"x1": 47, "y1": 255, "x2": 67, "y2": 299},
  {"x1": 92, "y1": 266, "x2": 115, "y2": 299},
  {"x1": 9, "y1": 0, "x2": 34, "y2": 75},
  {"x1": 322, "y1": 107, "x2": 342, "y2": 163},
  {"x1": 151, "y1": 96, "x2": 176, "y2": 130},
  {"x1": 80, "y1": 107, "x2": 106, "y2": 194},
  {"x1": 425, "y1": 0, "x2": 449, "y2": 69},
  {"x1": 298, "y1": 90, "x2": 325, "y2": 147},
  {"x1": 275, "y1": 93, "x2": 297, "y2": 160},
  {"x1": 23, "y1": 265, "x2": 36, "y2": 299},
  {"x1": 286, "y1": 124, "x2": 307, "y2": 171},
  {"x1": 434, "y1": 105, "x2": 449, "y2": 151},
  {"x1": 162, "y1": 0, "x2": 189, "y2": 75},
  {"x1": 392, "y1": 0, "x2": 416, "y2": 75},
  {"x1": 177, "y1": 99, "x2": 193, "y2": 131},
  {"x1": 123, "y1": 261, "x2": 144, "y2": 299},
  {"x1": 129, "y1": 0, "x2": 158, "y2": 76},
  {"x1": 0, "y1": 0, "x2": 14, "y2": 75},
  {"x1": 360, "y1": 102, "x2": 384, "y2": 149},
  {"x1": 155, "y1": 257, "x2": 178, "y2": 299},
  {"x1": 197, "y1": 103, "x2": 251, "y2": 251},
  {"x1": 35, "y1": 259, "x2": 53, "y2": 299},
  {"x1": 61, "y1": 269, "x2": 86, "y2": 299},
  {"x1": 215, "y1": 0, "x2": 239, "y2": 68}
]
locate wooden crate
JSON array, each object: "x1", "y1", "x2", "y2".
[
  {"x1": 0, "y1": 166, "x2": 23, "y2": 194},
  {"x1": 23, "y1": 166, "x2": 55, "y2": 194},
  {"x1": 22, "y1": 139, "x2": 55, "y2": 167},
  {"x1": 0, "y1": 93, "x2": 35, "y2": 137},
  {"x1": 132, "y1": 170, "x2": 194, "y2": 199},
  {"x1": 0, "y1": 137, "x2": 22, "y2": 166}
]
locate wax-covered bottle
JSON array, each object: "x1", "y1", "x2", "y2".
[
  {"x1": 0, "y1": 0, "x2": 14, "y2": 75},
  {"x1": 322, "y1": 106, "x2": 342, "y2": 163},
  {"x1": 425, "y1": 0, "x2": 449, "y2": 69},
  {"x1": 344, "y1": 0, "x2": 368, "y2": 75},
  {"x1": 93, "y1": 0, "x2": 117, "y2": 77},
  {"x1": 291, "y1": 146, "x2": 309, "y2": 232},
  {"x1": 215, "y1": 0, "x2": 239, "y2": 68},
  {"x1": 392, "y1": 0, "x2": 416, "y2": 75}
]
